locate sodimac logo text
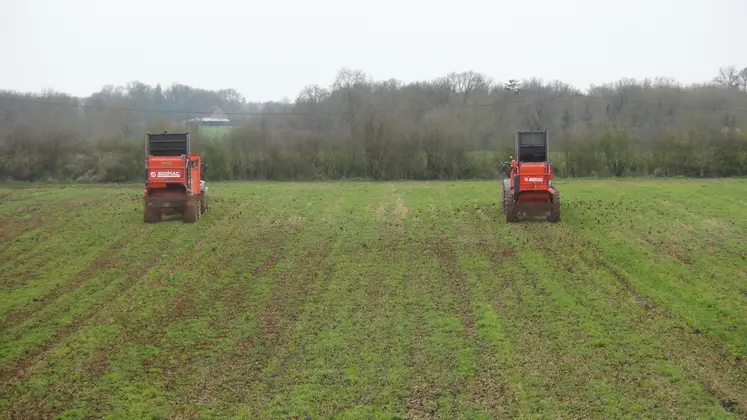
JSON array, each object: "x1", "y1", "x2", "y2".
[{"x1": 150, "y1": 171, "x2": 181, "y2": 178}]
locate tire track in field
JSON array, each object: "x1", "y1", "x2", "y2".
[
  {"x1": 247, "y1": 195, "x2": 410, "y2": 417},
  {"x1": 525, "y1": 224, "x2": 747, "y2": 417},
  {"x1": 573, "y1": 247, "x2": 747, "y2": 416},
  {"x1": 0, "y1": 228, "x2": 144, "y2": 333},
  {"x1": 0, "y1": 210, "x2": 230, "y2": 397},
  {"x1": 198, "y1": 235, "x2": 286, "y2": 335},
  {"x1": 478, "y1": 220, "x2": 686, "y2": 416},
  {"x1": 4, "y1": 212, "x2": 239, "y2": 419},
  {"x1": 384, "y1": 213, "x2": 447, "y2": 418},
  {"x1": 404, "y1": 229, "x2": 515, "y2": 418},
  {"x1": 0, "y1": 250, "x2": 169, "y2": 420},
  {"x1": 401, "y1": 287, "x2": 439, "y2": 420},
  {"x1": 234, "y1": 240, "x2": 341, "y2": 418},
  {"x1": 79, "y1": 215, "x2": 248, "y2": 417},
  {"x1": 63, "y1": 202, "x2": 307, "y2": 417},
  {"x1": 0, "y1": 216, "x2": 46, "y2": 245},
  {"x1": 161, "y1": 234, "x2": 335, "y2": 418},
  {"x1": 433, "y1": 231, "x2": 476, "y2": 335},
  {"x1": 50, "y1": 198, "x2": 302, "y2": 418},
  {"x1": 217, "y1": 239, "x2": 334, "y2": 401},
  {"x1": 462, "y1": 232, "x2": 525, "y2": 418},
  {"x1": 481, "y1": 235, "x2": 622, "y2": 417},
  {"x1": 255, "y1": 233, "x2": 413, "y2": 417},
  {"x1": 164, "y1": 241, "x2": 291, "y2": 419},
  {"x1": 0, "y1": 194, "x2": 114, "y2": 254},
  {"x1": 0, "y1": 243, "x2": 168, "y2": 387}
]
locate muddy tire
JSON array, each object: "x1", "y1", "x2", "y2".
[
  {"x1": 183, "y1": 201, "x2": 200, "y2": 223},
  {"x1": 505, "y1": 204, "x2": 519, "y2": 223},
  {"x1": 144, "y1": 203, "x2": 161, "y2": 223},
  {"x1": 200, "y1": 194, "x2": 208, "y2": 214},
  {"x1": 547, "y1": 191, "x2": 561, "y2": 223},
  {"x1": 503, "y1": 188, "x2": 519, "y2": 223}
]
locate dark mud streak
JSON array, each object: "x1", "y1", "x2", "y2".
[
  {"x1": 252, "y1": 242, "x2": 285, "y2": 278},
  {"x1": 249, "y1": 237, "x2": 341, "y2": 403},
  {"x1": 403, "y1": 274, "x2": 441, "y2": 419},
  {"x1": 543, "y1": 234, "x2": 655, "y2": 311},
  {"x1": 74, "y1": 234, "x2": 241, "y2": 418},
  {"x1": 0, "y1": 231, "x2": 142, "y2": 333},
  {"x1": 479, "y1": 237, "x2": 528, "y2": 418},
  {"x1": 167, "y1": 235, "x2": 333, "y2": 414},
  {"x1": 485, "y1": 246, "x2": 522, "y2": 318},
  {"x1": 433, "y1": 230, "x2": 477, "y2": 402},
  {"x1": 0, "y1": 216, "x2": 46, "y2": 253},
  {"x1": 184, "y1": 235, "x2": 288, "y2": 351},
  {"x1": 62, "y1": 286, "x2": 199, "y2": 420},
  {"x1": 433, "y1": 231, "x2": 475, "y2": 334},
  {"x1": 414, "y1": 230, "x2": 517, "y2": 418},
  {"x1": 0, "y1": 194, "x2": 115, "y2": 244},
  {"x1": 535, "y1": 230, "x2": 747, "y2": 417},
  {"x1": 0, "y1": 248, "x2": 167, "y2": 417},
  {"x1": 9, "y1": 215, "x2": 241, "y2": 419},
  {"x1": 641, "y1": 236, "x2": 696, "y2": 266},
  {"x1": 239, "y1": 241, "x2": 333, "y2": 382}
]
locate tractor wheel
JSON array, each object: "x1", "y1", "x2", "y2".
[
  {"x1": 183, "y1": 201, "x2": 200, "y2": 223},
  {"x1": 144, "y1": 203, "x2": 161, "y2": 223},
  {"x1": 505, "y1": 205, "x2": 519, "y2": 223},
  {"x1": 200, "y1": 194, "x2": 208, "y2": 214},
  {"x1": 501, "y1": 179, "x2": 510, "y2": 212},
  {"x1": 547, "y1": 192, "x2": 561, "y2": 223},
  {"x1": 503, "y1": 190, "x2": 519, "y2": 223}
]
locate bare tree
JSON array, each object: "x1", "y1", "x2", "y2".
[
  {"x1": 331, "y1": 68, "x2": 370, "y2": 144},
  {"x1": 713, "y1": 66, "x2": 741, "y2": 89},
  {"x1": 738, "y1": 68, "x2": 747, "y2": 92},
  {"x1": 2, "y1": 66, "x2": 747, "y2": 181},
  {"x1": 445, "y1": 71, "x2": 493, "y2": 104}
]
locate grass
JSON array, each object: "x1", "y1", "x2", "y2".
[
  {"x1": 197, "y1": 125, "x2": 234, "y2": 138},
  {"x1": 0, "y1": 178, "x2": 745, "y2": 419}
]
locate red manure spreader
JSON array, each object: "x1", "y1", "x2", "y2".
[
  {"x1": 143, "y1": 132, "x2": 209, "y2": 223},
  {"x1": 502, "y1": 130, "x2": 560, "y2": 223}
]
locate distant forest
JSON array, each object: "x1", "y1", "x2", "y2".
[{"x1": 1, "y1": 66, "x2": 747, "y2": 181}]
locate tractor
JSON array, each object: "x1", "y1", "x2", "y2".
[
  {"x1": 502, "y1": 130, "x2": 560, "y2": 223},
  {"x1": 143, "y1": 132, "x2": 209, "y2": 223}
]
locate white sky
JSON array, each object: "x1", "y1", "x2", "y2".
[{"x1": 1, "y1": 0, "x2": 746, "y2": 101}]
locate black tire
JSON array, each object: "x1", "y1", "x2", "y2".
[
  {"x1": 505, "y1": 206, "x2": 519, "y2": 223},
  {"x1": 200, "y1": 194, "x2": 208, "y2": 213},
  {"x1": 144, "y1": 203, "x2": 161, "y2": 223},
  {"x1": 501, "y1": 180, "x2": 507, "y2": 212},
  {"x1": 547, "y1": 192, "x2": 561, "y2": 223},
  {"x1": 503, "y1": 188, "x2": 519, "y2": 223},
  {"x1": 183, "y1": 202, "x2": 199, "y2": 223}
]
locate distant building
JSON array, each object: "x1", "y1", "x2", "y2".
[
  {"x1": 183, "y1": 106, "x2": 231, "y2": 126},
  {"x1": 183, "y1": 116, "x2": 231, "y2": 126}
]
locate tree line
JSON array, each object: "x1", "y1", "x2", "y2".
[{"x1": 1, "y1": 66, "x2": 746, "y2": 182}]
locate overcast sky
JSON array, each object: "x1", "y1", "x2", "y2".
[{"x1": 2, "y1": 0, "x2": 746, "y2": 101}]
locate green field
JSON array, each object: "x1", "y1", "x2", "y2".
[
  {"x1": 198, "y1": 125, "x2": 234, "y2": 138},
  {"x1": 0, "y1": 179, "x2": 745, "y2": 419}
]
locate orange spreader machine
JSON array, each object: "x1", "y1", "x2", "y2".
[
  {"x1": 502, "y1": 130, "x2": 560, "y2": 222},
  {"x1": 143, "y1": 132, "x2": 209, "y2": 223}
]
